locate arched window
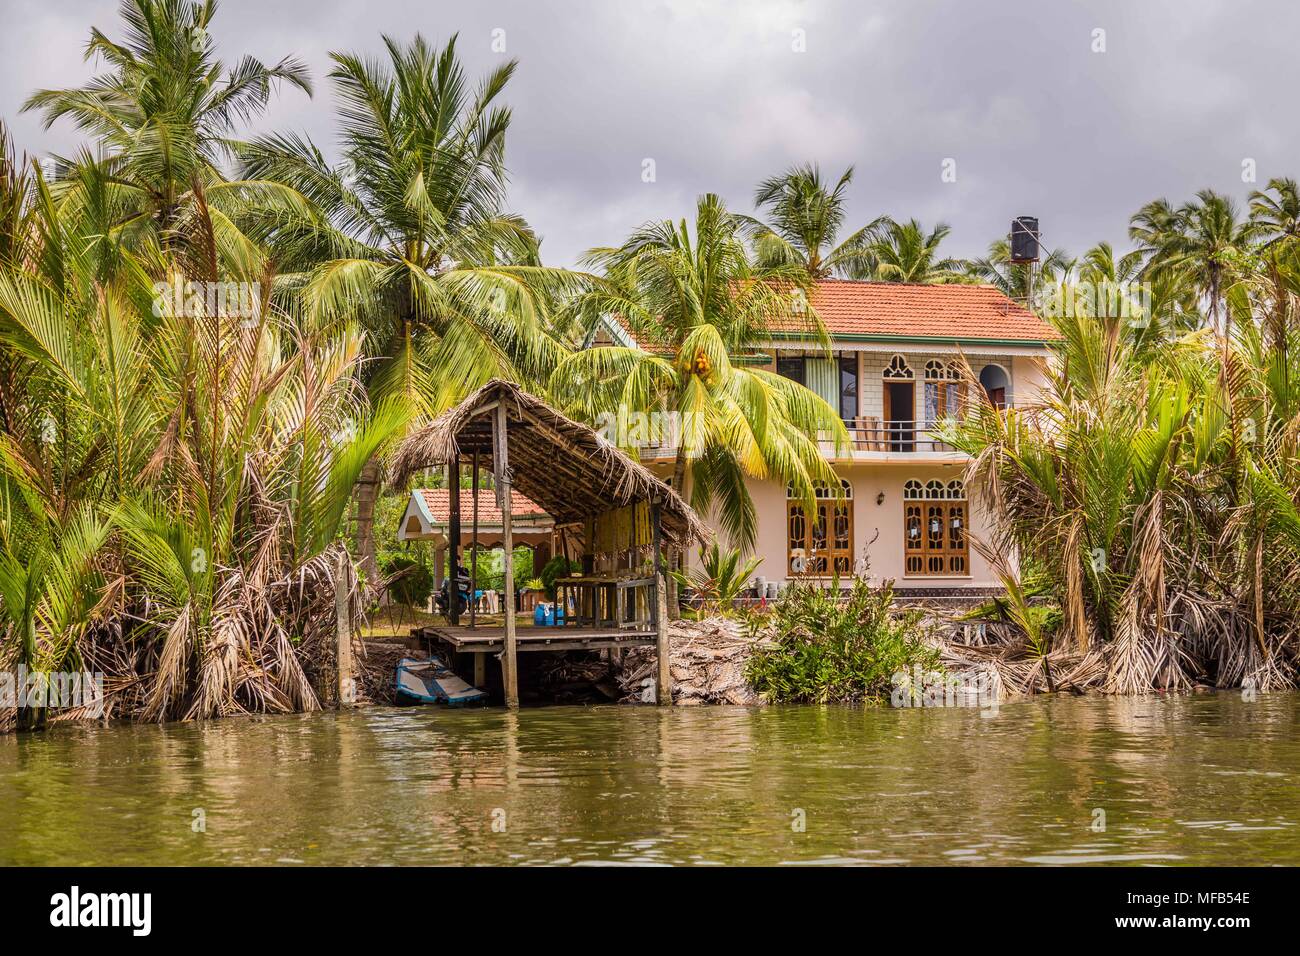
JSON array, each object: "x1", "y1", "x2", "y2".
[
  {"x1": 902, "y1": 477, "x2": 968, "y2": 576},
  {"x1": 924, "y1": 360, "x2": 964, "y2": 422},
  {"x1": 786, "y1": 479, "x2": 853, "y2": 576},
  {"x1": 979, "y1": 364, "x2": 1010, "y2": 409},
  {"x1": 883, "y1": 354, "x2": 914, "y2": 380}
]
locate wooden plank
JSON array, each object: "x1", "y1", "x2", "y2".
[
  {"x1": 336, "y1": 550, "x2": 355, "y2": 706},
  {"x1": 496, "y1": 403, "x2": 519, "y2": 708},
  {"x1": 470, "y1": 448, "x2": 479, "y2": 629},
  {"x1": 448, "y1": 459, "x2": 461, "y2": 625},
  {"x1": 652, "y1": 501, "x2": 671, "y2": 706},
  {"x1": 425, "y1": 625, "x2": 655, "y2": 652}
]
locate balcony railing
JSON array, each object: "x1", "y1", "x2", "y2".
[
  {"x1": 638, "y1": 407, "x2": 1008, "y2": 459},
  {"x1": 844, "y1": 418, "x2": 961, "y2": 453}
]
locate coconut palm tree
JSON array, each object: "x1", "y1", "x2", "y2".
[
  {"x1": 741, "y1": 163, "x2": 890, "y2": 279},
  {"x1": 550, "y1": 193, "x2": 846, "y2": 556},
  {"x1": 1250, "y1": 177, "x2": 1300, "y2": 250},
  {"x1": 965, "y1": 237, "x2": 1072, "y2": 303},
  {"x1": 240, "y1": 33, "x2": 580, "y2": 583},
  {"x1": 22, "y1": 0, "x2": 313, "y2": 264},
  {"x1": 1129, "y1": 189, "x2": 1257, "y2": 333},
  {"x1": 864, "y1": 219, "x2": 968, "y2": 283}
]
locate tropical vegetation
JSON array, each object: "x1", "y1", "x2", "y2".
[
  {"x1": 949, "y1": 181, "x2": 1300, "y2": 692},
  {"x1": 671, "y1": 542, "x2": 762, "y2": 619},
  {"x1": 3, "y1": 0, "x2": 1300, "y2": 735}
]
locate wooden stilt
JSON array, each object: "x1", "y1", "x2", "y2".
[
  {"x1": 470, "y1": 448, "x2": 480, "y2": 629},
  {"x1": 474, "y1": 652, "x2": 486, "y2": 688},
  {"x1": 335, "y1": 549, "x2": 355, "y2": 706},
  {"x1": 652, "y1": 501, "x2": 671, "y2": 706},
  {"x1": 495, "y1": 403, "x2": 519, "y2": 708},
  {"x1": 447, "y1": 459, "x2": 461, "y2": 625}
]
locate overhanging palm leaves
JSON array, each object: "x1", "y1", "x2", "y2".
[
  {"x1": 951, "y1": 248, "x2": 1300, "y2": 692},
  {"x1": 551, "y1": 193, "x2": 846, "y2": 552}
]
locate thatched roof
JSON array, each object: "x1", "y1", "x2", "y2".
[{"x1": 390, "y1": 380, "x2": 708, "y2": 550}]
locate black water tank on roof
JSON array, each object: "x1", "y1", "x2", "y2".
[{"x1": 1010, "y1": 216, "x2": 1040, "y2": 263}]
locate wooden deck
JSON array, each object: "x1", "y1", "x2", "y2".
[{"x1": 418, "y1": 624, "x2": 657, "y2": 654}]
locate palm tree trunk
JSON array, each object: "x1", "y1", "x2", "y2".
[{"x1": 353, "y1": 458, "x2": 382, "y2": 594}]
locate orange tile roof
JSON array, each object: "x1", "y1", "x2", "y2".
[
  {"x1": 780, "y1": 279, "x2": 1059, "y2": 343},
  {"x1": 601, "y1": 279, "x2": 1059, "y2": 348},
  {"x1": 417, "y1": 489, "x2": 550, "y2": 526}
]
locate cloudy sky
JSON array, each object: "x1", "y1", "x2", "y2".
[{"x1": 2, "y1": 0, "x2": 1296, "y2": 267}]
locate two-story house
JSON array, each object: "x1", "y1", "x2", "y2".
[{"x1": 599, "y1": 279, "x2": 1059, "y2": 595}]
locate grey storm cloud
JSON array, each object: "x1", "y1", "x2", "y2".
[{"x1": 2, "y1": 0, "x2": 1297, "y2": 267}]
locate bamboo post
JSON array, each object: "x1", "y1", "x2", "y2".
[
  {"x1": 448, "y1": 459, "x2": 461, "y2": 625},
  {"x1": 495, "y1": 403, "x2": 519, "y2": 707},
  {"x1": 335, "y1": 549, "x2": 354, "y2": 706},
  {"x1": 470, "y1": 448, "x2": 479, "y2": 629},
  {"x1": 652, "y1": 501, "x2": 671, "y2": 706}
]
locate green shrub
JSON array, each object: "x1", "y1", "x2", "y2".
[
  {"x1": 746, "y1": 576, "x2": 941, "y2": 704},
  {"x1": 380, "y1": 554, "x2": 435, "y2": 607},
  {"x1": 540, "y1": 554, "x2": 581, "y2": 599}
]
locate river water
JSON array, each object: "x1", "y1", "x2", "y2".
[{"x1": 2, "y1": 693, "x2": 1298, "y2": 865}]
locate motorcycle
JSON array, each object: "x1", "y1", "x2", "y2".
[{"x1": 435, "y1": 563, "x2": 471, "y2": 619}]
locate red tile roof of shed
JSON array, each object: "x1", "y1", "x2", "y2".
[{"x1": 417, "y1": 489, "x2": 550, "y2": 526}]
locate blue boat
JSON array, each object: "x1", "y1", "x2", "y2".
[{"x1": 395, "y1": 657, "x2": 489, "y2": 707}]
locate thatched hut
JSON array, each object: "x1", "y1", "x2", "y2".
[{"x1": 390, "y1": 380, "x2": 707, "y2": 707}]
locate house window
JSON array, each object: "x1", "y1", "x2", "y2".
[
  {"x1": 978, "y1": 364, "x2": 1009, "y2": 409},
  {"x1": 776, "y1": 355, "x2": 806, "y2": 386},
  {"x1": 787, "y1": 479, "x2": 853, "y2": 576},
  {"x1": 839, "y1": 354, "x2": 858, "y2": 421},
  {"x1": 903, "y1": 479, "x2": 968, "y2": 576},
  {"x1": 923, "y1": 360, "x2": 964, "y2": 423},
  {"x1": 883, "y1": 354, "x2": 914, "y2": 380}
]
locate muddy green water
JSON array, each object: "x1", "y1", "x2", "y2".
[{"x1": 2, "y1": 693, "x2": 1298, "y2": 866}]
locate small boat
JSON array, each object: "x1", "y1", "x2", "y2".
[{"x1": 395, "y1": 657, "x2": 489, "y2": 707}]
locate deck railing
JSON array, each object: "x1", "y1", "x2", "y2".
[
  {"x1": 844, "y1": 418, "x2": 959, "y2": 453},
  {"x1": 638, "y1": 406, "x2": 1010, "y2": 458}
]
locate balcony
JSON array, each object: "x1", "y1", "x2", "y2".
[
  {"x1": 847, "y1": 418, "x2": 959, "y2": 453},
  {"x1": 636, "y1": 410, "x2": 1004, "y2": 463}
]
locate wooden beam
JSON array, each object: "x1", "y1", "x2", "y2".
[
  {"x1": 335, "y1": 549, "x2": 355, "y2": 706},
  {"x1": 470, "y1": 448, "x2": 479, "y2": 629},
  {"x1": 651, "y1": 501, "x2": 671, "y2": 706},
  {"x1": 447, "y1": 459, "x2": 461, "y2": 625},
  {"x1": 495, "y1": 403, "x2": 519, "y2": 708}
]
